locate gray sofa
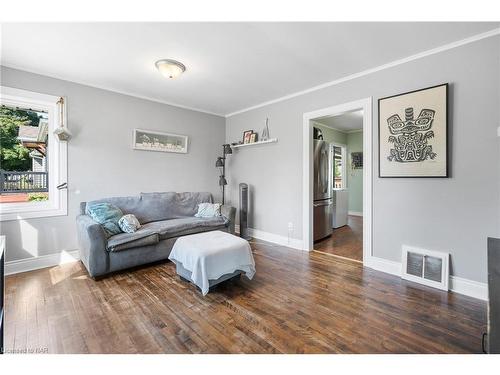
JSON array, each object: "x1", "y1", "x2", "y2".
[{"x1": 76, "y1": 192, "x2": 236, "y2": 278}]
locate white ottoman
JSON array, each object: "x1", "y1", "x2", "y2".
[{"x1": 168, "y1": 230, "x2": 256, "y2": 295}]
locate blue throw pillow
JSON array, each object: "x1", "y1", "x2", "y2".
[{"x1": 86, "y1": 202, "x2": 123, "y2": 236}]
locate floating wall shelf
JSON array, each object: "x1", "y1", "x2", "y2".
[{"x1": 231, "y1": 138, "x2": 278, "y2": 149}]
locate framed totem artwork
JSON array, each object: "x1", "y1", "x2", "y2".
[{"x1": 378, "y1": 83, "x2": 448, "y2": 178}]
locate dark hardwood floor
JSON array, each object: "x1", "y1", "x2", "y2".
[
  {"x1": 4, "y1": 241, "x2": 486, "y2": 354},
  {"x1": 314, "y1": 215, "x2": 363, "y2": 261}
]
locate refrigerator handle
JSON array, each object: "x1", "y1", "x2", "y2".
[{"x1": 313, "y1": 199, "x2": 333, "y2": 207}]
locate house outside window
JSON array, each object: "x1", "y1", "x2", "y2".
[{"x1": 0, "y1": 86, "x2": 67, "y2": 221}]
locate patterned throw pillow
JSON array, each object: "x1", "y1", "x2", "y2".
[
  {"x1": 86, "y1": 202, "x2": 123, "y2": 236},
  {"x1": 194, "y1": 203, "x2": 222, "y2": 218},
  {"x1": 118, "y1": 214, "x2": 141, "y2": 233}
]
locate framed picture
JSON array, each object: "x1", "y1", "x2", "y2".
[
  {"x1": 133, "y1": 129, "x2": 188, "y2": 154},
  {"x1": 243, "y1": 130, "x2": 253, "y2": 144},
  {"x1": 351, "y1": 152, "x2": 363, "y2": 169},
  {"x1": 378, "y1": 83, "x2": 448, "y2": 178},
  {"x1": 249, "y1": 132, "x2": 258, "y2": 143}
]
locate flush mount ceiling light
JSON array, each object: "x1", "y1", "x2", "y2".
[{"x1": 155, "y1": 59, "x2": 186, "y2": 79}]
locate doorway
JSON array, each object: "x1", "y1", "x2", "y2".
[{"x1": 302, "y1": 98, "x2": 372, "y2": 265}]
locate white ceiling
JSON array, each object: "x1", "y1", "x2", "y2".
[
  {"x1": 315, "y1": 110, "x2": 363, "y2": 132},
  {"x1": 1, "y1": 22, "x2": 498, "y2": 116}
]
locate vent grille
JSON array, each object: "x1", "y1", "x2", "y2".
[
  {"x1": 406, "y1": 252, "x2": 424, "y2": 277},
  {"x1": 402, "y1": 246, "x2": 449, "y2": 291}
]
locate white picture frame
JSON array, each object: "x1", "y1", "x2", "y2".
[{"x1": 133, "y1": 128, "x2": 188, "y2": 154}]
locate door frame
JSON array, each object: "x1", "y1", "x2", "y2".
[{"x1": 302, "y1": 97, "x2": 373, "y2": 265}]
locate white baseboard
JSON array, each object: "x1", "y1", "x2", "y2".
[
  {"x1": 235, "y1": 225, "x2": 305, "y2": 251},
  {"x1": 5, "y1": 249, "x2": 80, "y2": 276},
  {"x1": 365, "y1": 256, "x2": 402, "y2": 276},
  {"x1": 449, "y1": 275, "x2": 489, "y2": 301},
  {"x1": 348, "y1": 211, "x2": 363, "y2": 217},
  {"x1": 364, "y1": 256, "x2": 488, "y2": 301}
]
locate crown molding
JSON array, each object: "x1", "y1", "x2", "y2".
[
  {"x1": 0, "y1": 63, "x2": 225, "y2": 117},
  {"x1": 312, "y1": 120, "x2": 362, "y2": 135},
  {"x1": 225, "y1": 27, "x2": 500, "y2": 118}
]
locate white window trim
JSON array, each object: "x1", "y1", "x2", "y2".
[
  {"x1": 330, "y1": 142, "x2": 347, "y2": 190},
  {"x1": 0, "y1": 86, "x2": 68, "y2": 221}
]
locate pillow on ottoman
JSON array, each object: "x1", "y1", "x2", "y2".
[
  {"x1": 86, "y1": 202, "x2": 123, "y2": 236},
  {"x1": 194, "y1": 203, "x2": 221, "y2": 218},
  {"x1": 118, "y1": 214, "x2": 141, "y2": 233}
]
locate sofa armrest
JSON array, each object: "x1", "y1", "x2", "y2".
[
  {"x1": 76, "y1": 214, "x2": 108, "y2": 278},
  {"x1": 221, "y1": 205, "x2": 236, "y2": 234}
]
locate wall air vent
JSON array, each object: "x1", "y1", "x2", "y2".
[{"x1": 401, "y1": 245, "x2": 449, "y2": 291}]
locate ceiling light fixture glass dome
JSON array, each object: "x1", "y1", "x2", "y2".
[{"x1": 155, "y1": 59, "x2": 186, "y2": 79}]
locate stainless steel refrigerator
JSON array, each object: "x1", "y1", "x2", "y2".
[{"x1": 313, "y1": 139, "x2": 333, "y2": 241}]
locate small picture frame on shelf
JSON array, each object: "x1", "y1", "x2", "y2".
[
  {"x1": 249, "y1": 133, "x2": 258, "y2": 143},
  {"x1": 243, "y1": 130, "x2": 253, "y2": 144}
]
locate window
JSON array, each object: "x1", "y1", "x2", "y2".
[
  {"x1": 332, "y1": 144, "x2": 347, "y2": 189},
  {"x1": 0, "y1": 86, "x2": 67, "y2": 221}
]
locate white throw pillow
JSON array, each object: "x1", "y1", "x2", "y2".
[
  {"x1": 118, "y1": 214, "x2": 141, "y2": 233},
  {"x1": 195, "y1": 203, "x2": 222, "y2": 218}
]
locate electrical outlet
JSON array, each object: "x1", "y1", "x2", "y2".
[{"x1": 288, "y1": 222, "x2": 294, "y2": 230}]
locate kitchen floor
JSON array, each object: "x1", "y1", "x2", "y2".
[{"x1": 314, "y1": 215, "x2": 363, "y2": 262}]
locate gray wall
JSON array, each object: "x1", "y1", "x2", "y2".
[
  {"x1": 311, "y1": 121, "x2": 348, "y2": 144},
  {"x1": 0, "y1": 66, "x2": 225, "y2": 262},
  {"x1": 226, "y1": 36, "x2": 500, "y2": 283}
]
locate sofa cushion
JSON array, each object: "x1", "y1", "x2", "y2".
[
  {"x1": 85, "y1": 192, "x2": 214, "y2": 224},
  {"x1": 107, "y1": 229, "x2": 159, "y2": 252},
  {"x1": 118, "y1": 214, "x2": 141, "y2": 233},
  {"x1": 195, "y1": 203, "x2": 222, "y2": 218},
  {"x1": 141, "y1": 217, "x2": 227, "y2": 240},
  {"x1": 140, "y1": 192, "x2": 213, "y2": 221},
  {"x1": 86, "y1": 202, "x2": 123, "y2": 236}
]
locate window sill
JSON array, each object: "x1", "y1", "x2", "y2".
[{"x1": 0, "y1": 203, "x2": 67, "y2": 221}]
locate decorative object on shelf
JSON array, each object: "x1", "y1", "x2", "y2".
[
  {"x1": 379, "y1": 83, "x2": 448, "y2": 178},
  {"x1": 243, "y1": 130, "x2": 253, "y2": 144},
  {"x1": 215, "y1": 143, "x2": 232, "y2": 204},
  {"x1": 53, "y1": 97, "x2": 72, "y2": 141},
  {"x1": 261, "y1": 118, "x2": 270, "y2": 141},
  {"x1": 351, "y1": 152, "x2": 363, "y2": 169},
  {"x1": 249, "y1": 133, "x2": 258, "y2": 143},
  {"x1": 155, "y1": 59, "x2": 186, "y2": 79},
  {"x1": 133, "y1": 129, "x2": 188, "y2": 154}
]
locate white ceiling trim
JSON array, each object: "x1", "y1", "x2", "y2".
[
  {"x1": 0, "y1": 63, "x2": 225, "y2": 117},
  {"x1": 226, "y1": 27, "x2": 500, "y2": 118}
]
